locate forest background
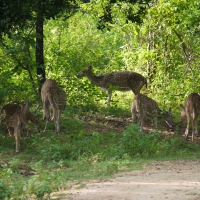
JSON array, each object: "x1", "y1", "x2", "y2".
[
  {"x1": 1, "y1": 0, "x2": 200, "y2": 199},
  {"x1": 1, "y1": 0, "x2": 200, "y2": 108}
]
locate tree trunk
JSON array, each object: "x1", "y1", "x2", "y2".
[{"x1": 36, "y1": 6, "x2": 45, "y2": 95}]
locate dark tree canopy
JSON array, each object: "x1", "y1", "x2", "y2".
[{"x1": 0, "y1": 0, "x2": 76, "y2": 37}]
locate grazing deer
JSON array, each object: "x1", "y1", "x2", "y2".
[
  {"x1": 180, "y1": 93, "x2": 200, "y2": 141},
  {"x1": 41, "y1": 79, "x2": 66, "y2": 134},
  {"x1": 12, "y1": 101, "x2": 29, "y2": 152},
  {"x1": 0, "y1": 103, "x2": 23, "y2": 136},
  {"x1": 0, "y1": 103, "x2": 41, "y2": 136},
  {"x1": 77, "y1": 66, "x2": 147, "y2": 106},
  {"x1": 131, "y1": 94, "x2": 174, "y2": 131}
]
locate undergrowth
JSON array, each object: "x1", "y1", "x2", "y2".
[{"x1": 0, "y1": 105, "x2": 200, "y2": 199}]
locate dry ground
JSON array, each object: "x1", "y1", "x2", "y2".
[{"x1": 52, "y1": 160, "x2": 200, "y2": 200}]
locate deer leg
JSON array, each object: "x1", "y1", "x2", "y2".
[
  {"x1": 185, "y1": 116, "x2": 190, "y2": 139},
  {"x1": 131, "y1": 108, "x2": 137, "y2": 124},
  {"x1": 5, "y1": 122, "x2": 13, "y2": 136},
  {"x1": 1, "y1": 116, "x2": 12, "y2": 136},
  {"x1": 154, "y1": 111, "x2": 158, "y2": 130},
  {"x1": 107, "y1": 90, "x2": 112, "y2": 107},
  {"x1": 43, "y1": 102, "x2": 50, "y2": 120},
  {"x1": 43, "y1": 103, "x2": 50, "y2": 132},
  {"x1": 15, "y1": 129, "x2": 21, "y2": 153},
  {"x1": 14, "y1": 118, "x2": 21, "y2": 153},
  {"x1": 53, "y1": 109, "x2": 60, "y2": 134},
  {"x1": 192, "y1": 116, "x2": 198, "y2": 141},
  {"x1": 20, "y1": 117, "x2": 29, "y2": 137}
]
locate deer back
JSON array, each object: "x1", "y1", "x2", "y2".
[
  {"x1": 1, "y1": 104, "x2": 22, "y2": 122},
  {"x1": 77, "y1": 66, "x2": 147, "y2": 94},
  {"x1": 133, "y1": 94, "x2": 174, "y2": 128},
  {"x1": 12, "y1": 102, "x2": 29, "y2": 134},
  {"x1": 102, "y1": 71, "x2": 146, "y2": 91},
  {"x1": 1, "y1": 103, "x2": 22, "y2": 113},
  {"x1": 47, "y1": 86, "x2": 66, "y2": 111},
  {"x1": 137, "y1": 94, "x2": 160, "y2": 117},
  {"x1": 41, "y1": 79, "x2": 59, "y2": 102}
]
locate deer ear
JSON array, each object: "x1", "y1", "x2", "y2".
[{"x1": 22, "y1": 101, "x2": 29, "y2": 112}]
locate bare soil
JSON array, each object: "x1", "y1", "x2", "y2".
[{"x1": 52, "y1": 160, "x2": 200, "y2": 200}]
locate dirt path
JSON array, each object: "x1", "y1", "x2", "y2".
[{"x1": 52, "y1": 160, "x2": 200, "y2": 200}]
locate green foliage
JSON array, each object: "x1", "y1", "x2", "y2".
[
  {"x1": 118, "y1": 125, "x2": 200, "y2": 158},
  {"x1": 1, "y1": 0, "x2": 200, "y2": 109},
  {"x1": 0, "y1": 179, "x2": 12, "y2": 200},
  {"x1": 24, "y1": 166, "x2": 65, "y2": 200}
]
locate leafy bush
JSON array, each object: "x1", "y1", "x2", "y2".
[
  {"x1": 0, "y1": 179, "x2": 12, "y2": 200},
  {"x1": 118, "y1": 125, "x2": 200, "y2": 158},
  {"x1": 24, "y1": 167, "x2": 65, "y2": 200}
]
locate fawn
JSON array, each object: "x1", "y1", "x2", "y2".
[{"x1": 131, "y1": 94, "x2": 174, "y2": 131}]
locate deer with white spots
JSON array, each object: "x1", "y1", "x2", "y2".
[
  {"x1": 131, "y1": 94, "x2": 174, "y2": 132},
  {"x1": 180, "y1": 93, "x2": 200, "y2": 141},
  {"x1": 0, "y1": 103, "x2": 41, "y2": 136},
  {"x1": 77, "y1": 66, "x2": 147, "y2": 106},
  {"x1": 41, "y1": 79, "x2": 66, "y2": 134}
]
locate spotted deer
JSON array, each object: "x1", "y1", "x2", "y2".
[
  {"x1": 0, "y1": 103, "x2": 41, "y2": 136},
  {"x1": 41, "y1": 79, "x2": 66, "y2": 134},
  {"x1": 0, "y1": 103, "x2": 22, "y2": 136},
  {"x1": 12, "y1": 101, "x2": 29, "y2": 152},
  {"x1": 180, "y1": 93, "x2": 200, "y2": 141},
  {"x1": 131, "y1": 94, "x2": 174, "y2": 131},
  {"x1": 77, "y1": 66, "x2": 147, "y2": 106}
]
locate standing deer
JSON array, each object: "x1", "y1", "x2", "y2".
[
  {"x1": 0, "y1": 103, "x2": 41, "y2": 136},
  {"x1": 77, "y1": 66, "x2": 147, "y2": 106},
  {"x1": 12, "y1": 101, "x2": 29, "y2": 152},
  {"x1": 41, "y1": 79, "x2": 66, "y2": 134},
  {"x1": 131, "y1": 94, "x2": 174, "y2": 131},
  {"x1": 180, "y1": 93, "x2": 200, "y2": 141}
]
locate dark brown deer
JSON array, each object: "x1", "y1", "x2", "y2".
[
  {"x1": 180, "y1": 93, "x2": 200, "y2": 141},
  {"x1": 41, "y1": 79, "x2": 66, "y2": 134},
  {"x1": 131, "y1": 94, "x2": 174, "y2": 131},
  {"x1": 77, "y1": 66, "x2": 147, "y2": 106},
  {"x1": 0, "y1": 103, "x2": 41, "y2": 136},
  {"x1": 12, "y1": 101, "x2": 29, "y2": 152}
]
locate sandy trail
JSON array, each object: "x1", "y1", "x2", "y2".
[{"x1": 52, "y1": 160, "x2": 200, "y2": 200}]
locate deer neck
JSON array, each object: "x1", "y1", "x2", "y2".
[{"x1": 86, "y1": 72, "x2": 104, "y2": 87}]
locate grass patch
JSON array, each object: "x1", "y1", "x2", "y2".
[{"x1": 1, "y1": 105, "x2": 200, "y2": 199}]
